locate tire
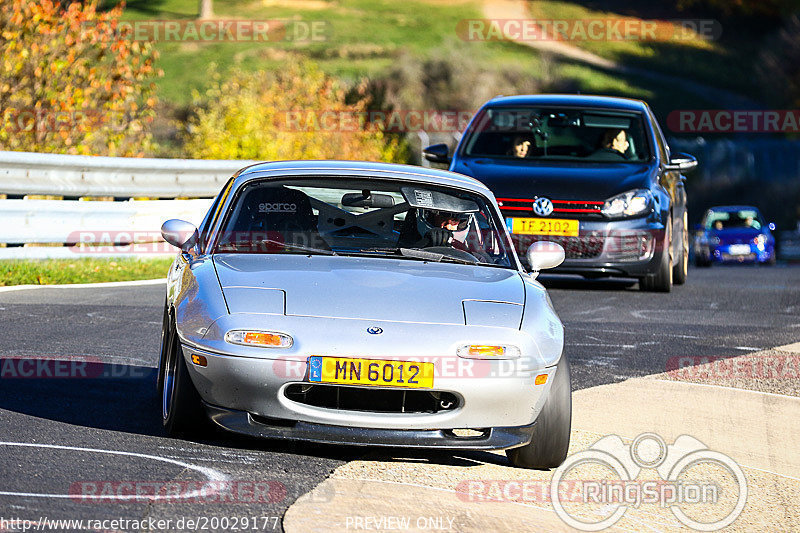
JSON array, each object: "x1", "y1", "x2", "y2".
[
  {"x1": 160, "y1": 317, "x2": 208, "y2": 436},
  {"x1": 640, "y1": 219, "x2": 673, "y2": 292},
  {"x1": 673, "y1": 212, "x2": 688, "y2": 285},
  {"x1": 695, "y1": 255, "x2": 711, "y2": 268},
  {"x1": 156, "y1": 300, "x2": 170, "y2": 395},
  {"x1": 506, "y1": 355, "x2": 572, "y2": 469}
]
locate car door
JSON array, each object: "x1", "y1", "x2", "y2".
[{"x1": 650, "y1": 110, "x2": 686, "y2": 260}]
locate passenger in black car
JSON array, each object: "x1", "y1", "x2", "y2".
[{"x1": 507, "y1": 135, "x2": 534, "y2": 158}]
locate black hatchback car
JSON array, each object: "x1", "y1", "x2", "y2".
[{"x1": 424, "y1": 95, "x2": 697, "y2": 292}]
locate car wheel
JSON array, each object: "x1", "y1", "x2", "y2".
[
  {"x1": 640, "y1": 220, "x2": 673, "y2": 292},
  {"x1": 156, "y1": 300, "x2": 170, "y2": 394},
  {"x1": 673, "y1": 212, "x2": 688, "y2": 285},
  {"x1": 161, "y1": 317, "x2": 208, "y2": 436},
  {"x1": 506, "y1": 355, "x2": 572, "y2": 469},
  {"x1": 695, "y1": 254, "x2": 711, "y2": 267}
]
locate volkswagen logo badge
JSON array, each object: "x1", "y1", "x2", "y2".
[
  {"x1": 367, "y1": 326, "x2": 383, "y2": 335},
  {"x1": 532, "y1": 197, "x2": 554, "y2": 217}
]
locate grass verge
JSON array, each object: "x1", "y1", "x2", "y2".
[{"x1": 0, "y1": 258, "x2": 174, "y2": 286}]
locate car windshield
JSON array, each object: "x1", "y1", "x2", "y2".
[
  {"x1": 705, "y1": 209, "x2": 764, "y2": 230},
  {"x1": 213, "y1": 177, "x2": 515, "y2": 268},
  {"x1": 461, "y1": 107, "x2": 650, "y2": 163}
]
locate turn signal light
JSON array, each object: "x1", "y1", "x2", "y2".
[
  {"x1": 191, "y1": 354, "x2": 208, "y2": 367},
  {"x1": 225, "y1": 330, "x2": 293, "y2": 348},
  {"x1": 535, "y1": 374, "x2": 548, "y2": 385},
  {"x1": 457, "y1": 344, "x2": 521, "y2": 359}
]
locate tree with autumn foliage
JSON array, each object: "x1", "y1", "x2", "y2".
[
  {"x1": 182, "y1": 59, "x2": 407, "y2": 163},
  {"x1": 0, "y1": 0, "x2": 161, "y2": 156}
]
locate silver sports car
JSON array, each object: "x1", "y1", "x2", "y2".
[{"x1": 158, "y1": 160, "x2": 570, "y2": 468}]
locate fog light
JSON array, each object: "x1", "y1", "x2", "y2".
[
  {"x1": 535, "y1": 374, "x2": 548, "y2": 385},
  {"x1": 457, "y1": 344, "x2": 521, "y2": 359},
  {"x1": 191, "y1": 354, "x2": 207, "y2": 367},
  {"x1": 225, "y1": 330, "x2": 293, "y2": 348}
]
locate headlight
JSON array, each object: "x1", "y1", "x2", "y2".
[
  {"x1": 225, "y1": 330, "x2": 293, "y2": 348},
  {"x1": 754, "y1": 234, "x2": 767, "y2": 247},
  {"x1": 457, "y1": 344, "x2": 521, "y2": 359},
  {"x1": 602, "y1": 189, "x2": 653, "y2": 218}
]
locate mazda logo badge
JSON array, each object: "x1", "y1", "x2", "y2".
[
  {"x1": 367, "y1": 326, "x2": 383, "y2": 335},
  {"x1": 532, "y1": 197, "x2": 554, "y2": 216}
]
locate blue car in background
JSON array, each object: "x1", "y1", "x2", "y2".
[{"x1": 694, "y1": 206, "x2": 776, "y2": 266}]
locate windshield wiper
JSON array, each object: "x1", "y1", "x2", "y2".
[
  {"x1": 259, "y1": 238, "x2": 337, "y2": 256},
  {"x1": 356, "y1": 247, "x2": 474, "y2": 265},
  {"x1": 398, "y1": 248, "x2": 475, "y2": 264}
]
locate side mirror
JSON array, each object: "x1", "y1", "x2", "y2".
[
  {"x1": 161, "y1": 219, "x2": 199, "y2": 252},
  {"x1": 423, "y1": 143, "x2": 451, "y2": 164},
  {"x1": 665, "y1": 152, "x2": 698, "y2": 173},
  {"x1": 526, "y1": 241, "x2": 565, "y2": 272},
  {"x1": 768, "y1": 222, "x2": 776, "y2": 231}
]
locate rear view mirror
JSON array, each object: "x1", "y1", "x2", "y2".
[
  {"x1": 341, "y1": 191, "x2": 395, "y2": 208},
  {"x1": 161, "y1": 219, "x2": 199, "y2": 252},
  {"x1": 526, "y1": 241, "x2": 565, "y2": 272}
]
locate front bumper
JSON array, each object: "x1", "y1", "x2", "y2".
[
  {"x1": 181, "y1": 343, "x2": 556, "y2": 437},
  {"x1": 205, "y1": 403, "x2": 536, "y2": 450},
  {"x1": 709, "y1": 243, "x2": 773, "y2": 263},
  {"x1": 511, "y1": 217, "x2": 666, "y2": 278}
]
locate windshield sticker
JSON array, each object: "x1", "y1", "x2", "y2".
[{"x1": 414, "y1": 190, "x2": 434, "y2": 207}]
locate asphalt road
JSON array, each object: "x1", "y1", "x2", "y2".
[{"x1": 0, "y1": 264, "x2": 797, "y2": 532}]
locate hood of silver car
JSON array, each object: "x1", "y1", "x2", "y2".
[{"x1": 213, "y1": 254, "x2": 524, "y2": 325}]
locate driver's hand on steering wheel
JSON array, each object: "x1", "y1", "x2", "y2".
[{"x1": 424, "y1": 227, "x2": 454, "y2": 247}]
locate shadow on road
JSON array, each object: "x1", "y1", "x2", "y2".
[
  {"x1": 0, "y1": 362, "x2": 163, "y2": 436},
  {"x1": 538, "y1": 274, "x2": 638, "y2": 291},
  {"x1": 0, "y1": 360, "x2": 496, "y2": 467}
]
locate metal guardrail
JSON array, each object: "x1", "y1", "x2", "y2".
[
  {"x1": 0, "y1": 199, "x2": 213, "y2": 244},
  {"x1": 0, "y1": 150, "x2": 255, "y2": 197},
  {"x1": 0, "y1": 150, "x2": 245, "y2": 257}
]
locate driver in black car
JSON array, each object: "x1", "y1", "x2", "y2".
[{"x1": 593, "y1": 128, "x2": 630, "y2": 160}]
